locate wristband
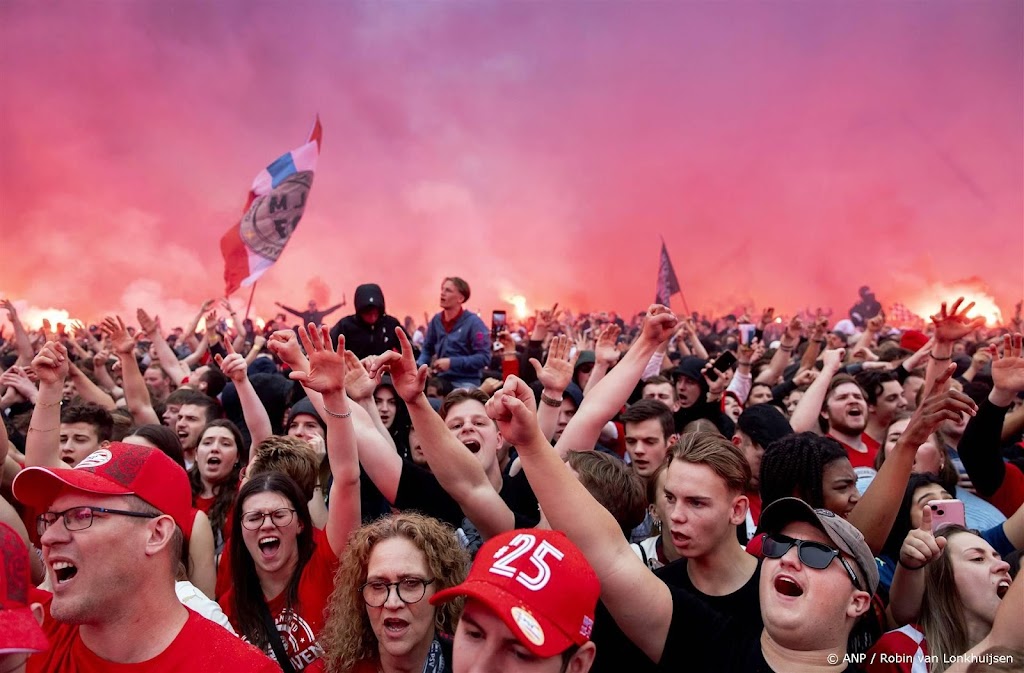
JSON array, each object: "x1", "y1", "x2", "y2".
[
  {"x1": 898, "y1": 558, "x2": 925, "y2": 571},
  {"x1": 540, "y1": 393, "x2": 563, "y2": 408},
  {"x1": 779, "y1": 344, "x2": 795, "y2": 353},
  {"x1": 323, "y1": 406, "x2": 352, "y2": 419},
  {"x1": 929, "y1": 354, "x2": 952, "y2": 361}
]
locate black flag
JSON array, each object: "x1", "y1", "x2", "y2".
[{"x1": 655, "y1": 242, "x2": 681, "y2": 306}]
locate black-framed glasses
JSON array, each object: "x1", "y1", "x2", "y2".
[
  {"x1": 762, "y1": 533, "x2": 862, "y2": 590},
  {"x1": 37, "y1": 506, "x2": 158, "y2": 537},
  {"x1": 360, "y1": 578, "x2": 435, "y2": 607},
  {"x1": 241, "y1": 508, "x2": 296, "y2": 530}
]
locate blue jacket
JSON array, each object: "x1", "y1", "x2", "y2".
[{"x1": 416, "y1": 310, "x2": 491, "y2": 385}]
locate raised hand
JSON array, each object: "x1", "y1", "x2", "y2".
[
  {"x1": 0, "y1": 366, "x2": 37, "y2": 400},
  {"x1": 811, "y1": 316, "x2": 829, "y2": 341},
  {"x1": 785, "y1": 315, "x2": 804, "y2": 342},
  {"x1": 342, "y1": 351, "x2": 378, "y2": 402},
  {"x1": 899, "y1": 506, "x2": 945, "y2": 570},
  {"x1": 100, "y1": 316, "x2": 138, "y2": 356},
  {"x1": 821, "y1": 348, "x2": 846, "y2": 373},
  {"x1": 897, "y1": 368, "x2": 977, "y2": 450},
  {"x1": 496, "y1": 331, "x2": 517, "y2": 356},
  {"x1": 214, "y1": 340, "x2": 249, "y2": 385},
  {"x1": 136, "y1": 308, "x2": 161, "y2": 337},
  {"x1": 991, "y1": 333, "x2": 1024, "y2": 393},
  {"x1": 866, "y1": 313, "x2": 886, "y2": 334},
  {"x1": 792, "y1": 368, "x2": 818, "y2": 387},
  {"x1": 701, "y1": 361, "x2": 730, "y2": 397},
  {"x1": 204, "y1": 311, "x2": 219, "y2": 336},
  {"x1": 759, "y1": 307, "x2": 775, "y2": 329},
  {"x1": 31, "y1": 341, "x2": 69, "y2": 385},
  {"x1": 267, "y1": 330, "x2": 307, "y2": 371},
  {"x1": 594, "y1": 324, "x2": 622, "y2": 365},
  {"x1": 930, "y1": 297, "x2": 986, "y2": 343},
  {"x1": 289, "y1": 324, "x2": 346, "y2": 395},
  {"x1": 1, "y1": 299, "x2": 17, "y2": 320},
  {"x1": 367, "y1": 328, "x2": 428, "y2": 403},
  {"x1": 639, "y1": 304, "x2": 678, "y2": 346},
  {"x1": 529, "y1": 335, "x2": 578, "y2": 394},
  {"x1": 484, "y1": 375, "x2": 541, "y2": 447}
]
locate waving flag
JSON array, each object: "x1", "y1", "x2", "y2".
[
  {"x1": 220, "y1": 117, "x2": 323, "y2": 295},
  {"x1": 654, "y1": 240, "x2": 681, "y2": 306}
]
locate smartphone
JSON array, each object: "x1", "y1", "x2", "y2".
[
  {"x1": 738, "y1": 323, "x2": 756, "y2": 346},
  {"x1": 705, "y1": 351, "x2": 738, "y2": 382},
  {"x1": 928, "y1": 499, "x2": 966, "y2": 532},
  {"x1": 491, "y1": 310, "x2": 507, "y2": 340}
]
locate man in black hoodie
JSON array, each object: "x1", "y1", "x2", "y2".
[{"x1": 329, "y1": 283, "x2": 405, "y2": 359}]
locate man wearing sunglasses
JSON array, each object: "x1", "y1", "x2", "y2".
[{"x1": 12, "y1": 442, "x2": 279, "y2": 672}]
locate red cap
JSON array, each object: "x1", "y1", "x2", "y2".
[
  {"x1": 900, "y1": 330, "x2": 929, "y2": 353},
  {"x1": 0, "y1": 523, "x2": 48, "y2": 654},
  {"x1": 13, "y1": 443, "x2": 192, "y2": 532},
  {"x1": 431, "y1": 529, "x2": 599, "y2": 657}
]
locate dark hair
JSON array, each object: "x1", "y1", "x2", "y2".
[
  {"x1": 759, "y1": 432, "x2": 848, "y2": 509},
  {"x1": 165, "y1": 387, "x2": 199, "y2": 407},
  {"x1": 189, "y1": 419, "x2": 246, "y2": 547},
  {"x1": 443, "y1": 276, "x2": 471, "y2": 302},
  {"x1": 60, "y1": 402, "x2": 114, "y2": 442},
  {"x1": 854, "y1": 370, "x2": 899, "y2": 406},
  {"x1": 248, "y1": 435, "x2": 319, "y2": 501},
  {"x1": 881, "y1": 473, "x2": 951, "y2": 560},
  {"x1": 439, "y1": 388, "x2": 490, "y2": 420},
  {"x1": 200, "y1": 367, "x2": 229, "y2": 399},
  {"x1": 642, "y1": 375, "x2": 675, "y2": 395},
  {"x1": 178, "y1": 392, "x2": 222, "y2": 424},
  {"x1": 620, "y1": 399, "x2": 674, "y2": 440},
  {"x1": 230, "y1": 473, "x2": 314, "y2": 651},
  {"x1": 127, "y1": 424, "x2": 185, "y2": 469}
]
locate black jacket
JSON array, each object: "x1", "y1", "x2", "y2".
[{"x1": 329, "y1": 283, "x2": 405, "y2": 359}]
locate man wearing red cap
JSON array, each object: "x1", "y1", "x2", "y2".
[
  {"x1": 12, "y1": 442, "x2": 278, "y2": 672},
  {"x1": 431, "y1": 529, "x2": 599, "y2": 673},
  {"x1": 1, "y1": 523, "x2": 48, "y2": 673}
]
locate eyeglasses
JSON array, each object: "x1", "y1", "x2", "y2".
[
  {"x1": 360, "y1": 578, "x2": 435, "y2": 607},
  {"x1": 241, "y1": 508, "x2": 296, "y2": 530},
  {"x1": 762, "y1": 533, "x2": 862, "y2": 590},
  {"x1": 37, "y1": 506, "x2": 158, "y2": 537}
]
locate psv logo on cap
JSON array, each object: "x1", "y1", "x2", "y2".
[
  {"x1": 75, "y1": 449, "x2": 113, "y2": 470},
  {"x1": 511, "y1": 607, "x2": 545, "y2": 646}
]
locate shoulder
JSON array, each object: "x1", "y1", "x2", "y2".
[
  {"x1": 181, "y1": 610, "x2": 279, "y2": 671},
  {"x1": 869, "y1": 624, "x2": 926, "y2": 655}
]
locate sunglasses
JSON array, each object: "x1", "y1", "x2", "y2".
[{"x1": 762, "y1": 533, "x2": 862, "y2": 590}]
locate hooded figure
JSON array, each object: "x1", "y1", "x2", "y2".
[{"x1": 329, "y1": 283, "x2": 406, "y2": 359}]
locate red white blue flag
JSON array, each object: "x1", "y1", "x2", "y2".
[
  {"x1": 221, "y1": 117, "x2": 323, "y2": 295},
  {"x1": 655, "y1": 241, "x2": 681, "y2": 306}
]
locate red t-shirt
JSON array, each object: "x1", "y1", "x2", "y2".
[
  {"x1": 865, "y1": 624, "x2": 927, "y2": 673},
  {"x1": 829, "y1": 432, "x2": 879, "y2": 487},
  {"x1": 28, "y1": 601, "x2": 278, "y2": 673},
  {"x1": 219, "y1": 529, "x2": 339, "y2": 671},
  {"x1": 194, "y1": 495, "x2": 234, "y2": 546}
]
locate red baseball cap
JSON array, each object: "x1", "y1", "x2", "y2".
[
  {"x1": 431, "y1": 529, "x2": 599, "y2": 658},
  {"x1": 0, "y1": 523, "x2": 48, "y2": 654},
  {"x1": 13, "y1": 443, "x2": 192, "y2": 532}
]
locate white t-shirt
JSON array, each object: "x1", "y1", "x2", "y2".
[{"x1": 175, "y1": 581, "x2": 236, "y2": 634}]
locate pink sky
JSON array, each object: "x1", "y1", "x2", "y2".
[{"x1": 1, "y1": 1, "x2": 1021, "y2": 329}]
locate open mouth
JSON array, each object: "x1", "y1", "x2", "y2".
[
  {"x1": 52, "y1": 561, "x2": 78, "y2": 584},
  {"x1": 462, "y1": 440, "x2": 481, "y2": 454},
  {"x1": 847, "y1": 407, "x2": 863, "y2": 417},
  {"x1": 258, "y1": 536, "x2": 281, "y2": 556},
  {"x1": 60, "y1": 455, "x2": 75, "y2": 466},
  {"x1": 383, "y1": 618, "x2": 409, "y2": 634},
  {"x1": 774, "y1": 576, "x2": 803, "y2": 597},
  {"x1": 207, "y1": 457, "x2": 222, "y2": 467},
  {"x1": 997, "y1": 579, "x2": 1010, "y2": 599}
]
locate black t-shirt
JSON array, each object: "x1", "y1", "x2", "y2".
[{"x1": 393, "y1": 460, "x2": 540, "y2": 529}]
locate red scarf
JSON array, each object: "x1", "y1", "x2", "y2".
[{"x1": 440, "y1": 308, "x2": 464, "y2": 333}]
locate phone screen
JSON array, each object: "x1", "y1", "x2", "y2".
[{"x1": 491, "y1": 311, "x2": 507, "y2": 339}]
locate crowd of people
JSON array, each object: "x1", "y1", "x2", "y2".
[{"x1": 1, "y1": 281, "x2": 1022, "y2": 673}]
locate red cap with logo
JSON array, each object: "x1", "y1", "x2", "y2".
[
  {"x1": 431, "y1": 529, "x2": 599, "y2": 658},
  {"x1": 13, "y1": 443, "x2": 192, "y2": 531},
  {"x1": 1, "y1": 522, "x2": 49, "y2": 654}
]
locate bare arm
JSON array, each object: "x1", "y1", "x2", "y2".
[
  {"x1": 67, "y1": 363, "x2": 117, "y2": 410},
  {"x1": 344, "y1": 352, "x2": 397, "y2": 452},
  {"x1": 137, "y1": 309, "x2": 188, "y2": 386},
  {"x1": 24, "y1": 342, "x2": 69, "y2": 469},
  {"x1": 755, "y1": 316, "x2": 802, "y2": 385},
  {"x1": 184, "y1": 300, "x2": 215, "y2": 352},
  {"x1": 90, "y1": 351, "x2": 121, "y2": 396},
  {"x1": 924, "y1": 298, "x2": 985, "y2": 395},
  {"x1": 887, "y1": 505, "x2": 944, "y2": 626},
  {"x1": 490, "y1": 375, "x2": 674, "y2": 663},
  {"x1": 102, "y1": 317, "x2": 161, "y2": 425},
  {"x1": 188, "y1": 510, "x2": 217, "y2": 598},
  {"x1": 528, "y1": 335, "x2": 578, "y2": 442},
  {"x1": 554, "y1": 307, "x2": 677, "y2": 459},
  {"x1": 216, "y1": 342, "x2": 272, "y2": 449},
  {"x1": 244, "y1": 335, "x2": 267, "y2": 366},
  {"x1": 2, "y1": 300, "x2": 34, "y2": 366},
  {"x1": 787, "y1": 348, "x2": 845, "y2": 433}
]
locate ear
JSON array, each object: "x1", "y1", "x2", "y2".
[
  {"x1": 731, "y1": 434, "x2": 742, "y2": 448},
  {"x1": 846, "y1": 589, "x2": 872, "y2": 619},
  {"x1": 100, "y1": 440, "x2": 111, "y2": 449},
  {"x1": 144, "y1": 515, "x2": 178, "y2": 559},
  {"x1": 729, "y1": 493, "x2": 749, "y2": 526},
  {"x1": 567, "y1": 641, "x2": 598, "y2": 673},
  {"x1": 668, "y1": 433, "x2": 679, "y2": 446},
  {"x1": 30, "y1": 602, "x2": 45, "y2": 626}
]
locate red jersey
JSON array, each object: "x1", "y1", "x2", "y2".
[
  {"x1": 28, "y1": 602, "x2": 278, "y2": 673},
  {"x1": 865, "y1": 624, "x2": 927, "y2": 673},
  {"x1": 219, "y1": 529, "x2": 339, "y2": 671}
]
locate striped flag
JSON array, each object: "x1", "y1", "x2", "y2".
[
  {"x1": 655, "y1": 241, "x2": 681, "y2": 306},
  {"x1": 220, "y1": 117, "x2": 323, "y2": 295}
]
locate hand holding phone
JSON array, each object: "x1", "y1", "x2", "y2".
[
  {"x1": 928, "y1": 499, "x2": 966, "y2": 532},
  {"x1": 705, "y1": 351, "x2": 738, "y2": 382}
]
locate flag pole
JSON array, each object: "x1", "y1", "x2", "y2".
[
  {"x1": 244, "y1": 283, "x2": 258, "y2": 322},
  {"x1": 659, "y1": 235, "x2": 692, "y2": 317}
]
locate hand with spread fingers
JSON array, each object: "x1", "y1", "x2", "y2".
[
  {"x1": 289, "y1": 324, "x2": 347, "y2": 395},
  {"x1": 342, "y1": 350, "x2": 379, "y2": 402},
  {"x1": 529, "y1": 334, "x2": 578, "y2": 395},
  {"x1": 991, "y1": 333, "x2": 1024, "y2": 393},
  {"x1": 367, "y1": 328, "x2": 429, "y2": 403},
  {"x1": 931, "y1": 297, "x2": 986, "y2": 343},
  {"x1": 99, "y1": 316, "x2": 139, "y2": 356}
]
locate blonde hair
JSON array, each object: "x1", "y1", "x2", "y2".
[
  {"x1": 318, "y1": 514, "x2": 468, "y2": 672},
  {"x1": 920, "y1": 526, "x2": 980, "y2": 673},
  {"x1": 667, "y1": 432, "x2": 750, "y2": 494},
  {"x1": 248, "y1": 435, "x2": 320, "y2": 500}
]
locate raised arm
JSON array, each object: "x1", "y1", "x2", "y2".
[
  {"x1": 887, "y1": 505, "x2": 944, "y2": 626},
  {"x1": 1, "y1": 299, "x2": 34, "y2": 366},
  {"x1": 289, "y1": 324, "x2": 361, "y2": 557},
  {"x1": 90, "y1": 351, "x2": 122, "y2": 398},
  {"x1": 528, "y1": 335, "x2": 578, "y2": 441},
  {"x1": 184, "y1": 299, "x2": 215, "y2": 352},
  {"x1": 24, "y1": 342, "x2": 69, "y2": 469},
  {"x1": 371, "y1": 328, "x2": 515, "y2": 538},
  {"x1": 137, "y1": 308, "x2": 188, "y2": 386},
  {"x1": 275, "y1": 302, "x2": 305, "y2": 320},
  {"x1": 755, "y1": 315, "x2": 802, "y2": 384},
  {"x1": 924, "y1": 298, "x2": 985, "y2": 395},
  {"x1": 554, "y1": 305, "x2": 676, "y2": 459},
  {"x1": 787, "y1": 347, "x2": 845, "y2": 433},
  {"x1": 101, "y1": 316, "x2": 160, "y2": 426},
  {"x1": 215, "y1": 341, "x2": 272, "y2": 449},
  {"x1": 343, "y1": 352, "x2": 397, "y2": 452},
  {"x1": 848, "y1": 371, "x2": 977, "y2": 553},
  {"x1": 491, "y1": 376, "x2": 674, "y2": 663}
]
